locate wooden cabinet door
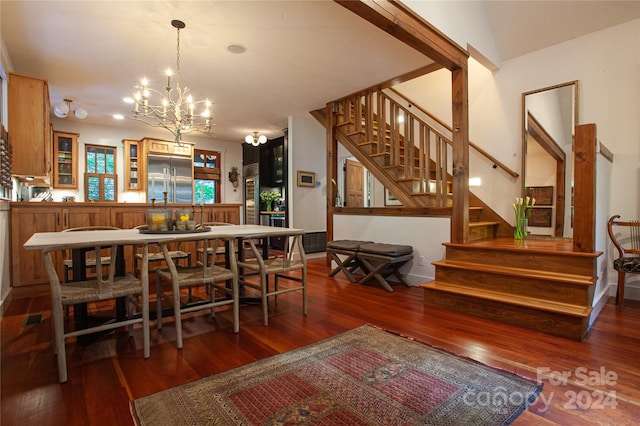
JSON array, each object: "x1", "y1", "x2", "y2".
[
  {"x1": 123, "y1": 139, "x2": 144, "y2": 191},
  {"x1": 8, "y1": 73, "x2": 51, "y2": 178},
  {"x1": 53, "y1": 131, "x2": 78, "y2": 188},
  {"x1": 110, "y1": 206, "x2": 148, "y2": 230},
  {"x1": 61, "y1": 206, "x2": 112, "y2": 230},
  {"x1": 11, "y1": 207, "x2": 60, "y2": 287}
]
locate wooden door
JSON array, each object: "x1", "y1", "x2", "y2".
[
  {"x1": 345, "y1": 159, "x2": 364, "y2": 207},
  {"x1": 11, "y1": 206, "x2": 60, "y2": 286}
]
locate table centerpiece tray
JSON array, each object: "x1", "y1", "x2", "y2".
[{"x1": 137, "y1": 226, "x2": 211, "y2": 234}]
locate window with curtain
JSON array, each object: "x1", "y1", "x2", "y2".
[
  {"x1": 193, "y1": 149, "x2": 221, "y2": 204},
  {"x1": 85, "y1": 144, "x2": 117, "y2": 202}
]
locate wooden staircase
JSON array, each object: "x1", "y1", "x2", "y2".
[
  {"x1": 311, "y1": 91, "x2": 512, "y2": 241},
  {"x1": 421, "y1": 237, "x2": 600, "y2": 340}
]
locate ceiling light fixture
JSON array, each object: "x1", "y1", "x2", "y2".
[
  {"x1": 53, "y1": 98, "x2": 88, "y2": 120},
  {"x1": 244, "y1": 132, "x2": 267, "y2": 146},
  {"x1": 127, "y1": 19, "x2": 213, "y2": 146}
]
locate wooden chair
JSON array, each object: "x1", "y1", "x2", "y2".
[
  {"x1": 133, "y1": 225, "x2": 191, "y2": 275},
  {"x1": 237, "y1": 230, "x2": 307, "y2": 326},
  {"x1": 155, "y1": 234, "x2": 239, "y2": 349},
  {"x1": 43, "y1": 240, "x2": 150, "y2": 383},
  {"x1": 607, "y1": 215, "x2": 640, "y2": 309},
  {"x1": 196, "y1": 222, "x2": 233, "y2": 266},
  {"x1": 62, "y1": 226, "x2": 120, "y2": 282}
]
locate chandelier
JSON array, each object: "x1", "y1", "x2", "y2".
[
  {"x1": 127, "y1": 19, "x2": 212, "y2": 146},
  {"x1": 245, "y1": 132, "x2": 267, "y2": 146}
]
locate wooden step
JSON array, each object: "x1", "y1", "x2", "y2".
[
  {"x1": 468, "y1": 221, "x2": 499, "y2": 240},
  {"x1": 432, "y1": 259, "x2": 594, "y2": 304},
  {"x1": 442, "y1": 239, "x2": 599, "y2": 276},
  {"x1": 422, "y1": 281, "x2": 592, "y2": 340}
]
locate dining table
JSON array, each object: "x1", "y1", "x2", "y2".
[{"x1": 24, "y1": 224, "x2": 306, "y2": 333}]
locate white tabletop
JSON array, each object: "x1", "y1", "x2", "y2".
[{"x1": 24, "y1": 225, "x2": 305, "y2": 251}]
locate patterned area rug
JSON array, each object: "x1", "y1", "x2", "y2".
[{"x1": 131, "y1": 325, "x2": 541, "y2": 425}]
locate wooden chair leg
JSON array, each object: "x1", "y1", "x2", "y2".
[{"x1": 617, "y1": 271, "x2": 626, "y2": 310}]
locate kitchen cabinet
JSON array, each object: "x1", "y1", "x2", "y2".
[
  {"x1": 11, "y1": 206, "x2": 59, "y2": 287},
  {"x1": 123, "y1": 139, "x2": 143, "y2": 191},
  {"x1": 53, "y1": 131, "x2": 78, "y2": 188},
  {"x1": 10, "y1": 202, "x2": 242, "y2": 288},
  {"x1": 8, "y1": 73, "x2": 52, "y2": 180},
  {"x1": 145, "y1": 138, "x2": 193, "y2": 158},
  {"x1": 259, "y1": 137, "x2": 285, "y2": 187}
]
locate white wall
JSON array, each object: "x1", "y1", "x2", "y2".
[
  {"x1": 288, "y1": 114, "x2": 326, "y2": 232},
  {"x1": 334, "y1": 215, "x2": 450, "y2": 285},
  {"x1": 48, "y1": 119, "x2": 243, "y2": 205}
]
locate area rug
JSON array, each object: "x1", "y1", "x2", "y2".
[{"x1": 131, "y1": 325, "x2": 541, "y2": 425}]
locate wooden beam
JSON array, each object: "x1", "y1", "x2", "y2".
[
  {"x1": 573, "y1": 123, "x2": 596, "y2": 253},
  {"x1": 326, "y1": 102, "x2": 338, "y2": 266},
  {"x1": 451, "y1": 66, "x2": 469, "y2": 243},
  {"x1": 334, "y1": 0, "x2": 468, "y2": 71}
]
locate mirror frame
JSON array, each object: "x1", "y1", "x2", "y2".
[{"x1": 521, "y1": 80, "x2": 579, "y2": 238}]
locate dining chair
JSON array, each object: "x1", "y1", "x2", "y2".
[
  {"x1": 43, "y1": 239, "x2": 150, "y2": 383},
  {"x1": 237, "y1": 230, "x2": 307, "y2": 326},
  {"x1": 607, "y1": 215, "x2": 640, "y2": 309},
  {"x1": 196, "y1": 222, "x2": 233, "y2": 266},
  {"x1": 62, "y1": 226, "x2": 120, "y2": 282},
  {"x1": 155, "y1": 234, "x2": 239, "y2": 349},
  {"x1": 132, "y1": 225, "x2": 192, "y2": 276}
]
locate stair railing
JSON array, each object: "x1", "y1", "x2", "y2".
[{"x1": 336, "y1": 90, "x2": 453, "y2": 206}]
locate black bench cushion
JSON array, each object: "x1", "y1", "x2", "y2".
[
  {"x1": 327, "y1": 240, "x2": 373, "y2": 251},
  {"x1": 359, "y1": 242, "x2": 413, "y2": 257}
]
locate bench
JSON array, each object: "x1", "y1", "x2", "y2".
[
  {"x1": 357, "y1": 243, "x2": 413, "y2": 292},
  {"x1": 326, "y1": 240, "x2": 372, "y2": 283}
]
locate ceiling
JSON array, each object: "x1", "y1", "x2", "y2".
[{"x1": 2, "y1": 1, "x2": 638, "y2": 144}]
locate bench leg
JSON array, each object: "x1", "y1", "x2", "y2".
[
  {"x1": 358, "y1": 258, "x2": 394, "y2": 292},
  {"x1": 328, "y1": 251, "x2": 359, "y2": 282}
]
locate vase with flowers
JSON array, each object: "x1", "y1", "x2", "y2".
[
  {"x1": 260, "y1": 191, "x2": 281, "y2": 212},
  {"x1": 331, "y1": 178, "x2": 342, "y2": 207},
  {"x1": 513, "y1": 196, "x2": 535, "y2": 240}
]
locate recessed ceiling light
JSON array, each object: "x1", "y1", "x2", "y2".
[
  {"x1": 226, "y1": 43, "x2": 246, "y2": 54},
  {"x1": 113, "y1": 114, "x2": 124, "y2": 120},
  {"x1": 123, "y1": 97, "x2": 134, "y2": 104}
]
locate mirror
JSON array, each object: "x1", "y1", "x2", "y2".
[{"x1": 522, "y1": 81, "x2": 578, "y2": 239}]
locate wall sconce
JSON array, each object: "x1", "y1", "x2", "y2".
[
  {"x1": 53, "y1": 99, "x2": 88, "y2": 119},
  {"x1": 244, "y1": 131, "x2": 267, "y2": 146}
]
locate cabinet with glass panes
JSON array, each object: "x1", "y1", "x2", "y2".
[
  {"x1": 53, "y1": 131, "x2": 78, "y2": 188},
  {"x1": 123, "y1": 139, "x2": 143, "y2": 191}
]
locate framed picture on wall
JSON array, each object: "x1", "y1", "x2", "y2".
[
  {"x1": 529, "y1": 207, "x2": 553, "y2": 227},
  {"x1": 525, "y1": 186, "x2": 554, "y2": 206},
  {"x1": 296, "y1": 170, "x2": 315, "y2": 187},
  {"x1": 384, "y1": 189, "x2": 402, "y2": 206}
]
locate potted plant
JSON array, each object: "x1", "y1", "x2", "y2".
[{"x1": 260, "y1": 191, "x2": 281, "y2": 211}]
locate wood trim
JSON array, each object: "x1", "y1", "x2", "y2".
[
  {"x1": 334, "y1": 206, "x2": 450, "y2": 217},
  {"x1": 598, "y1": 141, "x2": 614, "y2": 163}
]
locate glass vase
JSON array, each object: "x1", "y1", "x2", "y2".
[{"x1": 514, "y1": 217, "x2": 528, "y2": 240}]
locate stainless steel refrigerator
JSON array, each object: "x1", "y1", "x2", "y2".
[{"x1": 147, "y1": 154, "x2": 193, "y2": 203}]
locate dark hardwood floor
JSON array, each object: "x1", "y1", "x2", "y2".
[{"x1": 2, "y1": 258, "x2": 640, "y2": 425}]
